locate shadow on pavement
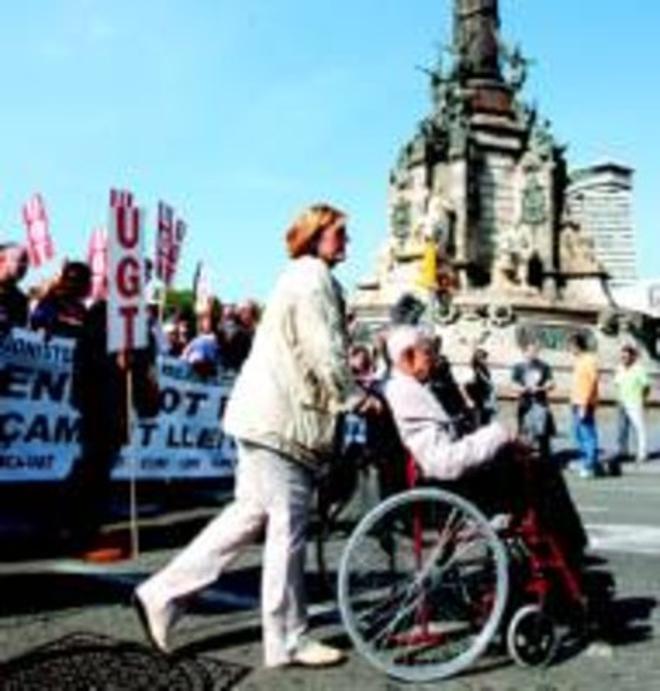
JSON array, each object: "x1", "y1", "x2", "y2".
[
  {"x1": 0, "y1": 632, "x2": 250, "y2": 690},
  {"x1": 555, "y1": 565, "x2": 657, "y2": 665},
  {"x1": 0, "y1": 572, "x2": 138, "y2": 617},
  {"x1": 0, "y1": 481, "x2": 233, "y2": 562}
]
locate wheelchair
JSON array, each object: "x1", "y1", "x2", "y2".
[{"x1": 337, "y1": 450, "x2": 587, "y2": 682}]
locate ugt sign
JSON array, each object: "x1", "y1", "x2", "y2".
[{"x1": 108, "y1": 204, "x2": 147, "y2": 352}]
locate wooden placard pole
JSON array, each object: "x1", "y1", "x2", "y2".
[
  {"x1": 126, "y1": 355, "x2": 139, "y2": 558},
  {"x1": 108, "y1": 196, "x2": 147, "y2": 560}
]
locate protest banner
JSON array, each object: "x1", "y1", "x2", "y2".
[
  {"x1": 107, "y1": 204, "x2": 147, "y2": 353},
  {"x1": 88, "y1": 227, "x2": 108, "y2": 301},
  {"x1": 112, "y1": 356, "x2": 236, "y2": 480},
  {"x1": 110, "y1": 188, "x2": 134, "y2": 208},
  {"x1": 171, "y1": 217, "x2": 186, "y2": 285},
  {"x1": 22, "y1": 193, "x2": 54, "y2": 268},
  {"x1": 0, "y1": 329, "x2": 77, "y2": 481},
  {"x1": 156, "y1": 202, "x2": 186, "y2": 287},
  {"x1": 0, "y1": 329, "x2": 237, "y2": 483},
  {"x1": 156, "y1": 201, "x2": 174, "y2": 284},
  {"x1": 107, "y1": 192, "x2": 144, "y2": 554}
]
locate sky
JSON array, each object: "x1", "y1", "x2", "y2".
[{"x1": 1, "y1": 0, "x2": 659, "y2": 301}]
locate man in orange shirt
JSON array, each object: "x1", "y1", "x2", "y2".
[{"x1": 568, "y1": 332, "x2": 604, "y2": 478}]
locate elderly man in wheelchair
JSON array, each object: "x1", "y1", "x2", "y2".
[{"x1": 336, "y1": 325, "x2": 589, "y2": 682}]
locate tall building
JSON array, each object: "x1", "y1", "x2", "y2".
[{"x1": 566, "y1": 162, "x2": 637, "y2": 286}]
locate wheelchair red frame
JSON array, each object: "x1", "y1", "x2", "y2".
[{"x1": 400, "y1": 449, "x2": 587, "y2": 666}]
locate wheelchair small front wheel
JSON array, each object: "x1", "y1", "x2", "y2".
[{"x1": 507, "y1": 604, "x2": 558, "y2": 668}]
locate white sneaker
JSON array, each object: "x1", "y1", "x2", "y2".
[
  {"x1": 578, "y1": 467, "x2": 596, "y2": 480},
  {"x1": 291, "y1": 639, "x2": 346, "y2": 667},
  {"x1": 133, "y1": 586, "x2": 177, "y2": 654}
]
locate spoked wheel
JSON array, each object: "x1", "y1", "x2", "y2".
[
  {"x1": 506, "y1": 604, "x2": 558, "y2": 668},
  {"x1": 338, "y1": 488, "x2": 508, "y2": 682}
]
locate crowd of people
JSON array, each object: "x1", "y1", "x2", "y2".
[
  {"x1": 0, "y1": 241, "x2": 262, "y2": 553},
  {"x1": 0, "y1": 241, "x2": 261, "y2": 377},
  {"x1": 1, "y1": 213, "x2": 654, "y2": 671},
  {"x1": 342, "y1": 318, "x2": 652, "y2": 480}
]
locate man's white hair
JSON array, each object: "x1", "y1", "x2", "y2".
[{"x1": 387, "y1": 325, "x2": 432, "y2": 365}]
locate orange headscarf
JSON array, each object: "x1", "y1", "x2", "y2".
[{"x1": 285, "y1": 203, "x2": 346, "y2": 259}]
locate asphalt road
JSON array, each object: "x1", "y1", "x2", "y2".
[{"x1": 1, "y1": 406, "x2": 659, "y2": 690}]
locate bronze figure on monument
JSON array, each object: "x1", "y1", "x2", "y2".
[{"x1": 454, "y1": 0, "x2": 501, "y2": 81}]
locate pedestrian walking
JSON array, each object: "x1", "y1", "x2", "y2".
[
  {"x1": 511, "y1": 340, "x2": 556, "y2": 461},
  {"x1": 614, "y1": 342, "x2": 650, "y2": 464},
  {"x1": 464, "y1": 347, "x2": 498, "y2": 427},
  {"x1": 134, "y1": 203, "x2": 377, "y2": 669},
  {"x1": 568, "y1": 332, "x2": 605, "y2": 478}
]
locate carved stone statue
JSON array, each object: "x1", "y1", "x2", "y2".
[
  {"x1": 530, "y1": 118, "x2": 555, "y2": 160},
  {"x1": 560, "y1": 220, "x2": 603, "y2": 274},
  {"x1": 503, "y1": 44, "x2": 530, "y2": 91},
  {"x1": 454, "y1": 0, "x2": 502, "y2": 81},
  {"x1": 391, "y1": 199, "x2": 412, "y2": 240},
  {"x1": 492, "y1": 223, "x2": 534, "y2": 291},
  {"x1": 520, "y1": 173, "x2": 547, "y2": 227}
]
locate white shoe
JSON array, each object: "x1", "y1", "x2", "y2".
[
  {"x1": 489, "y1": 513, "x2": 513, "y2": 533},
  {"x1": 578, "y1": 467, "x2": 596, "y2": 480},
  {"x1": 567, "y1": 460, "x2": 582, "y2": 474},
  {"x1": 133, "y1": 586, "x2": 176, "y2": 654},
  {"x1": 291, "y1": 639, "x2": 346, "y2": 667}
]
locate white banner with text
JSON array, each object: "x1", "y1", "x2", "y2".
[{"x1": 0, "y1": 328, "x2": 236, "y2": 482}]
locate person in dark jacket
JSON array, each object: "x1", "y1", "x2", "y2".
[
  {"x1": 511, "y1": 340, "x2": 556, "y2": 462},
  {"x1": 31, "y1": 261, "x2": 91, "y2": 339},
  {"x1": 67, "y1": 300, "x2": 159, "y2": 552},
  {"x1": 464, "y1": 347, "x2": 498, "y2": 427},
  {"x1": 0, "y1": 243, "x2": 29, "y2": 332}
]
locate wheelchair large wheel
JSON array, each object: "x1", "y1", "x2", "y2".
[{"x1": 338, "y1": 488, "x2": 508, "y2": 682}]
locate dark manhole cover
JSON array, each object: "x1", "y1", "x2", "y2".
[{"x1": 0, "y1": 632, "x2": 251, "y2": 690}]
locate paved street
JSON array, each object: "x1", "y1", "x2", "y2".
[{"x1": 1, "y1": 406, "x2": 659, "y2": 690}]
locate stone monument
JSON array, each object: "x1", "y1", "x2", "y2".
[{"x1": 353, "y1": 0, "x2": 658, "y2": 396}]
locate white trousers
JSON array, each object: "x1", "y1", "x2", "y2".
[
  {"x1": 619, "y1": 403, "x2": 648, "y2": 462},
  {"x1": 139, "y1": 441, "x2": 313, "y2": 667}
]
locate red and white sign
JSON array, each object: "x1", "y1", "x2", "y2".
[
  {"x1": 87, "y1": 227, "x2": 108, "y2": 301},
  {"x1": 155, "y1": 201, "x2": 173, "y2": 283},
  {"x1": 171, "y1": 218, "x2": 186, "y2": 284},
  {"x1": 110, "y1": 188, "x2": 134, "y2": 209},
  {"x1": 107, "y1": 204, "x2": 147, "y2": 352},
  {"x1": 156, "y1": 201, "x2": 186, "y2": 286},
  {"x1": 22, "y1": 193, "x2": 54, "y2": 268}
]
